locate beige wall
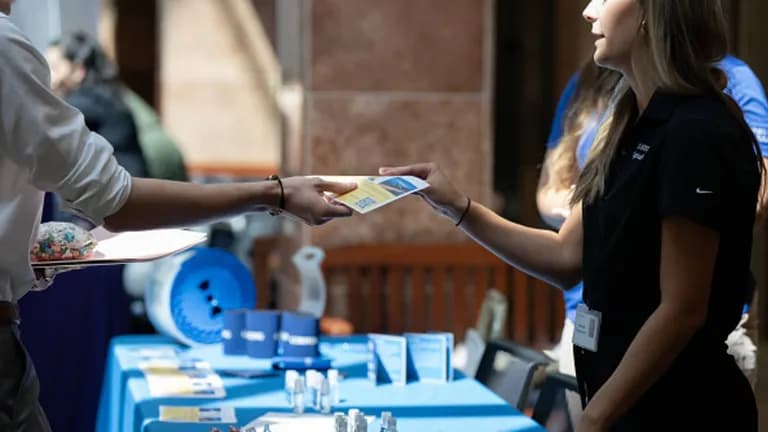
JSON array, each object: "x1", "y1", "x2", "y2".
[{"x1": 159, "y1": 0, "x2": 281, "y2": 175}]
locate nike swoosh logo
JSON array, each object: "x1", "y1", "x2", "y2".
[{"x1": 696, "y1": 188, "x2": 714, "y2": 194}]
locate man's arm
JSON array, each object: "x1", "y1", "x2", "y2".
[{"x1": 104, "y1": 177, "x2": 355, "y2": 231}]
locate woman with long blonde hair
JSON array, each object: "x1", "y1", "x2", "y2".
[{"x1": 384, "y1": 0, "x2": 760, "y2": 429}]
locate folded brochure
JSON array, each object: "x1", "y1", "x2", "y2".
[{"x1": 323, "y1": 175, "x2": 430, "y2": 214}]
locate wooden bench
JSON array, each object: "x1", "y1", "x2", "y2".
[{"x1": 321, "y1": 243, "x2": 565, "y2": 348}]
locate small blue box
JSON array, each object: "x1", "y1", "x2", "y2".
[
  {"x1": 279, "y1": 311, "x2": 319, "y2": 357},
  {"x1": 222, "y1": 309, "x2": 248, "y2": 355},
  {"x1": 244, "y1": 310, "x2": 281, "y2": 358}
]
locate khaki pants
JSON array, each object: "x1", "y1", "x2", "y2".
[{"x1": 0, "y1": 324, "x2": 52, "y2": 432}]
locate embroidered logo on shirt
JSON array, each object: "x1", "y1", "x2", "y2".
[
  {"x1": 696, "y1": 187, "x2": 714, "y2": 195},
  {"x1": 753, "y1": 127, "x2": 767, "y2": 144},
  {"x1": 632, "y1": 143, "x2": 650, "y2": 160}
]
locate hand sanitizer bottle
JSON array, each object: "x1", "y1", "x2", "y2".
[
  {"x1": 305, "y1": 370, "x2": 321, "y2": 410},
  {"x1": 285, "y1": 370, "x2": 299, "y2": 405},
  {"x1": 319, "y1": 378, "x2": 332, "y2": 414},
  {"x1": 347, "y1": 409, "x2": 359, "y2": 432},
  {"x1": 380, "y1": 412, "x2": 397, "y2": 432},
  {"x1": 327, "y1": 369, "x2": 341, "y2": 404},
  {"x1": 334, "y1": 412, "x2": 348, "y2": 432},
  {"x1": 354, "y1": 412, "x2": 368, "y2": 432},
  {"x1": 291, "y1": 376, "x2": 305, "y2": 414}
]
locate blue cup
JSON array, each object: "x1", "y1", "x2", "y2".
[
  {"x1": 222, "y1": 309, "x2": 248, "y2": 355},
  {"x1": 279, "y1": 311, "x2": 320, "y2": 357},
  {"x1": 245, "y1": 310, "x2": 281, "y2": 358}
]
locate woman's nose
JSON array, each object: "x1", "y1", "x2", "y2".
[{"x1": 583, "y1": 0, "x2": 599, "y2": 23}]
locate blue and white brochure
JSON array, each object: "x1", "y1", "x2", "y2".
[
  {"x1": 431, "y1": 331, "x2": 455, "y2": 382},
  {"x1": 405, "y1": 333, "x2": 449, "y2": 383},
  {"x1": 368, "y1": 334, "x2": 407, "y2": 385}
]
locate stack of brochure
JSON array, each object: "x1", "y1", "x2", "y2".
[{"x1": 368, "y1": 332, "x2": 454, "y2": 385}]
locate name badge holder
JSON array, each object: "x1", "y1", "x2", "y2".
[{"x1": 573, "y1": 304, "x2": 601, "y2": 352}]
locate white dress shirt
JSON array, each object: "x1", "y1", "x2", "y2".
[{"x1": 0, "y1": 14, "x2": 132, "y2": 302}]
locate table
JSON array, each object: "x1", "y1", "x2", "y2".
[{"x1": 97, "y1": 335, "x2": 545, "y2": 432}]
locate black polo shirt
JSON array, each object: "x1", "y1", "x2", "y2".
[{"x1": 576, "y1": 91, "x2": 759, "y2": 427}]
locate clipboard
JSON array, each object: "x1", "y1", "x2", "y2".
[{"x1": 31, "y1": 227, "x2": 208, "y2": 269}]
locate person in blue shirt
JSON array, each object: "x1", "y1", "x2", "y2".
[{"x1": 537, "y1": 54, "x2": 768, "y2": 422}]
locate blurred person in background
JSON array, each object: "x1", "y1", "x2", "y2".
[
  {"x1": 47, "y1": 31, "x2": 148, "y2": 178},
  {"x1": 47, "y1": 31, "x2": 188, "y2": 183}
]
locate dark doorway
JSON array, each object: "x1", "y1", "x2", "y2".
[{"x1": 493, "y1": 0, "x2": 555, "y2": 225}]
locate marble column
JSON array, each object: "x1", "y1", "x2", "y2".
[{"x1": 296, "y1": 0, "x2": 493, "y2": 248}]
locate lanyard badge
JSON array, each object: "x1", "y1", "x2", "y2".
[{"x1": 573, "y1": 304, "x2": 601, "y2": 352}]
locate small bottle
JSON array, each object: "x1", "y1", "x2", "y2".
[
  {"x1": 347, "y1": 409, "x2": 360, "y2": 432},
  {"x1": 285, "y1": 370, "x2": 299, "y2": 404},
  {"x1": 313, "y1": 374, "x2": 324, "y2": 411},
  {"x1": 379, "y1": 411, "x2": 397, "y2": 432},
  {"x1": 319, "y1": 378, "x2": 332, "y2": 414},
  {"x1": 354, "y1": 412, "x2": 368, "y2": 432},
  {"x1": 334, "y1": 412, "x2": 348, "y2": 432},
  {"x1": 306, "y1": 371, "x2": 319, "y2": 410},
  {"x1": 327, "y1": 369, "x2": 341, "y2": 404},
  {"x1": 291, "y1": 376, "x2": 305, "y2": 414}
]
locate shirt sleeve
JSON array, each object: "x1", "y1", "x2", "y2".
[
  {"x1": 546, "y1": 72, "x2": 581, "y2": 149},
  {"x1": 0, "y1": 21, "x2": 132, "y2": 226},
  {"x1": 658, "y1": 118, "x2": 727, "y2": 231},
  {"x1": 724, "y1": 62, "x2": 768, "y2": 156}
]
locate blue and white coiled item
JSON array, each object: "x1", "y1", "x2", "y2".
[{"x1": 145, "y1": 247, "x2": 256, "y2": 346}]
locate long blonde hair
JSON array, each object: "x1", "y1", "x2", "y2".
[
  {"x1": 546, "y1": 62, "x2": 621, "y2": 191},
  {"x1": 572, "y1": 0, "x2": 763, "y2": 205}
]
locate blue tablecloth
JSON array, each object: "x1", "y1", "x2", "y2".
[{"x1": 97, "y1": 335, "x2": 545, "y2": 432}]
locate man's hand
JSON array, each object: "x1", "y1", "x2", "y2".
[{"x1": 281, "y1": 177, "x2": 357, "y2": 225}]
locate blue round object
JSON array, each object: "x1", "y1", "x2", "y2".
[{"x1": 169, "y1": 247, "x2": 256, "y2": 344}]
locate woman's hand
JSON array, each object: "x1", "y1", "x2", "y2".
[
  {"x1": 281, "y1": 177, "x2": 356, "y2": 225},
  {"x1": 379, "y1": 163, "x2": 468, "y2": 223}
]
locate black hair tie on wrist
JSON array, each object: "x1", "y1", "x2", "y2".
[
  {"x1": 455, "y1": 197, "x2": 472, "y2": 227},
  {"x1": 266, "y1": 174, "x2": 285, "y2": 216}
]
